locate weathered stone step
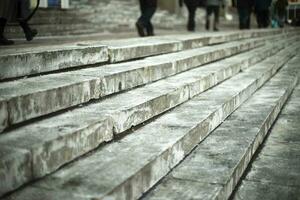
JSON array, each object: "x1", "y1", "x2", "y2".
[
  {"x1": 232, "y1": 56, "x2": 300, "y2": 200},
  {"x1": 4, "y1": 23, "x2": 102, "y2": 39},
  {"x1": 0, "y1": 36, "x2": 269, "y2": 132},
  {"x1": 1, "y1": 42, "x2": 297, "y2": 200},
  {"x1": 0, "y1": 42, "x2": 109, "y2": 81},
  {"x1": 0, "y1": 42, "x2": 297, "y2": 198},
  {"x1": 0, "y1": 29, "x2": 291, "y2": 80},
  {"x1": 142, "y1": 57, "x2": 298, "y2": 200},
  {"x1": 102, "y1": 29, "x2": 288, "y2": 63}
]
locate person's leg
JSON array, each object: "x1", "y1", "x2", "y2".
[
  {"x1": 19, "y1": 20, "x2": 37, "y2": 41},
  {"x1": 239, "y1": 8, "x2": 251, "y2": 29},
  {"x1": 17, "y1": 0, "x2": 30, "y2": 20},
  {"x1": 256, "y1": 10, "x2": 263, "y2": 28},
  {"x1": 263, "y1": 9, "x2": 270, "y2": 27},
  {"x1": 206, "y1": 6, "x2": 213, "y2": 30},
  {"x1": 0, "y1": 17, "x2": 14, "y2": 45},
  {"x1": 185, "y1": 2, "x2": 196, "y2": 31},
  {"x1": 213, "y1": 5, "x2": 219, "y2": 31},
  {"x1": 136, "y1": 0, "x2": 146, "y2": 37},
  {"x1": 238, "y1": 8, "x2": 244, "y2": 29},
  {"x1": 144, "y1": 0, "x2": 157, "y2": 36},
  {"x1": 246, "y1": 8, "x2": 251, "y2": 29}
]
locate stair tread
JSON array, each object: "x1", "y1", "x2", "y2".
[
  {"x1": 232, "y1": 60, "x2": 300, "y2": 200},
  {"x1": 1, "y1": 43, "x2": 298, "y2": 199},
  {"x1": 0, "y1": 29, "x2": 290, "y2": 81},
  {"x1": 0, "y1": 36, "x2": 268, "y2": 131},
  {"x1": 142, "y1": 57, "x2": 298, "y2": 200}
]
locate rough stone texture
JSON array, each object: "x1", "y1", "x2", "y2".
[
  {"x1": 232, "y1": 181, "x2": 300, "y2": 200},
  {"x1": 0, "y1": 111, "x2": 113, "y2": 181},
  {"x1": 232, "y1": 63, "x2": 300, "y2": 200},
  {"x1": 143, "y1": 59, "x2": 297, "y2": 200},
  {"x1": 0, "y1": 36, "x2": 265, "y2": 132},
  {"x1": 0, "y1": 39, "x2": 297, "y2": 197},
  {"x1": 0, "y1": 44, "x2": 108, "y2": 80},
  {"x1": 2, "y1": 45, "x2": 295, "y2": 200},
  {"x1": 102, "y1": 37, "x2": 183, "y2": 63},
  {"x1": 0, "y1": 146, "x2": 32, "y2": 197},
  {"x1": 0, "y1": 99, "x2": 8, "y2": 133},
  {"x1": 0, "y1": 74, "x2": 101, "y2": 127}
]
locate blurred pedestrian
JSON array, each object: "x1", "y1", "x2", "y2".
[
  {"x1": 205, "y1": 0, "x2": 225, "y2": 31},
  {"x1": 254, "y1": 0, "x2": 272, "y2": 28},
  {"x1": 180, "y1": 0, "x2": 199, "y2": 31},
  {"x1": 237, "y1": 0, "x2": 254, "y2": 29},
  {"x1": 275, "y1": 0, "x2": 288, "y2": 27},
  {"x1": 136, "y1": 0, "x2": 157, "y2": 37},
  {"x1": 0, "y1": 0, "x2": 38, "y2": 45}
]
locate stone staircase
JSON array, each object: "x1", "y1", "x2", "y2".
[{"x1": 0, "y1": 28, "x2": 300, "y2": 200}]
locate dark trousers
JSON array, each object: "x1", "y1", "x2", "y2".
[
  {"x1": 256, "y1": 9, "x2": 270, "y2": 28},
  {"x1": 17, "y1": 0, "x2": 30, "y2": 20},
  {"x1": 184, "y1": 0, "x2": 198, "y2": 31},
  {"x1": 138, "y1": 0, "x2": 157, "y2": 35},
  {"x1": 238, "y1": 8, "x2": 251, "y2": 29},
  {"x1": 206, "y1": 5, "x2": 220, "y2": 29}
]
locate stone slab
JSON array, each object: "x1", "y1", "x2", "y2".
[
  {"x1": 245, "y1": 155, "x2": 300, "y2": 187},
  {"x1": 0, "y1": 40, "x2": 272, "y2": 195},
  {"x1": 0, "y1": 36, "x2": 266, "y2": 132},
  {"x1": 0, "y1": 146, "x2": 32, "y2": 197},
  {"x1": 143, "y1": 61, "x2": 297, "y2": 200},
  {"x1": 101, "y1": 29, "x2": 286, "y2": 63},
  {"x1": 0, "y1": 44, "x2": 108, "y2": 80},
  {"x1": 101, "y1": 37, "x2": 183, "y2": 63},
  {"x1": 3, "y1": 46, "x2": 295, "y2": 200},
  {"x1": 0, "y1": 73, "x2": 101, "y2": 127},
  {"x1": 260, "y1": 139, "x2": 300, "y2": 158},
  {"x1": 0, "y1": 111, "x2": 113, "y2": 180},
  {"x1": 143, "y1": 178, "x2": 223, "y2": 200},
  {"x1": 233, "y1": 181, "x2": 300, "y2": 200},
  {"x1": 0, "y1": 99, "x2": 8, "y2": 133}
]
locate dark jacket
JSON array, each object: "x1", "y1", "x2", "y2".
[{"x1": 254, "y1": 0, "x2": 272, "y2": 10}]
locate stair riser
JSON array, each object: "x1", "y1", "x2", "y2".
[
  {"x1": 1, "y1": 29, "x2": 294, "y2": 82},
  {"x1": 0, "y1": 42, "x2": 294, "y2": 198},
  {"x1": 0, "y1": 39, "x2": 264, "y2": 133},
  {"x1": 104, "y1": 49, "x2": 298, "y2": 200},
  {"x1": 142, "y1": 68, "x2": 298, "y2": 200},
  {"x1": 218, "y1": 84, "x2": 296, "y2": 200}
]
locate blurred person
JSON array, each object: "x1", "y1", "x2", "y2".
[
  {"x1": 136, "y1": 0, "x2": 157, "y2": 37},
  {"x1": 275, "y1": 0, "x2": 288, "y2": 27},
  {"x1": 205, "y1": 0, "x2": 225, "y2": 31},
  {"x1": 0, "y1": 0, "x2": 38, "y2": 45},
  {"x1": 237, "y1": 0, "x2": 254, "y2": 29},
  {"x1": 254, "y1": 0, "x2": 272, "y2": 28},
  {"x1": 179, "y1": 0, "x2": 199, "y2": 31}
]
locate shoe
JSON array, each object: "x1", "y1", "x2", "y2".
[
  {"x1": 146, "y1": 23, "x2": 155, "y2": 36},
  {"x1": 25, "y1": 29, "x2": 37, "y2": 41},
  {"x1": 19, "y1": 21, "x2": 38, "y2": 41},
  {"x1": 213, "y1": 27, "x2": 219, "y2": 32},
  {"x1": 135, "y1": 21, "x2": 145, "y2": 37}
]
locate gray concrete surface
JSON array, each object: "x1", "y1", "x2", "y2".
[
  {"x1": 142, "y1": 55, "x2": 298, "y2": 200},
  {"x1": 232, "y1": 56, "x2": 300, "y2": 200},
  {"x1": 1, "y1": 43, "x2": 297, "y2": 199},
  {"x1": 0, "y1": 35, "x2": 268, "y2": 132}
]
